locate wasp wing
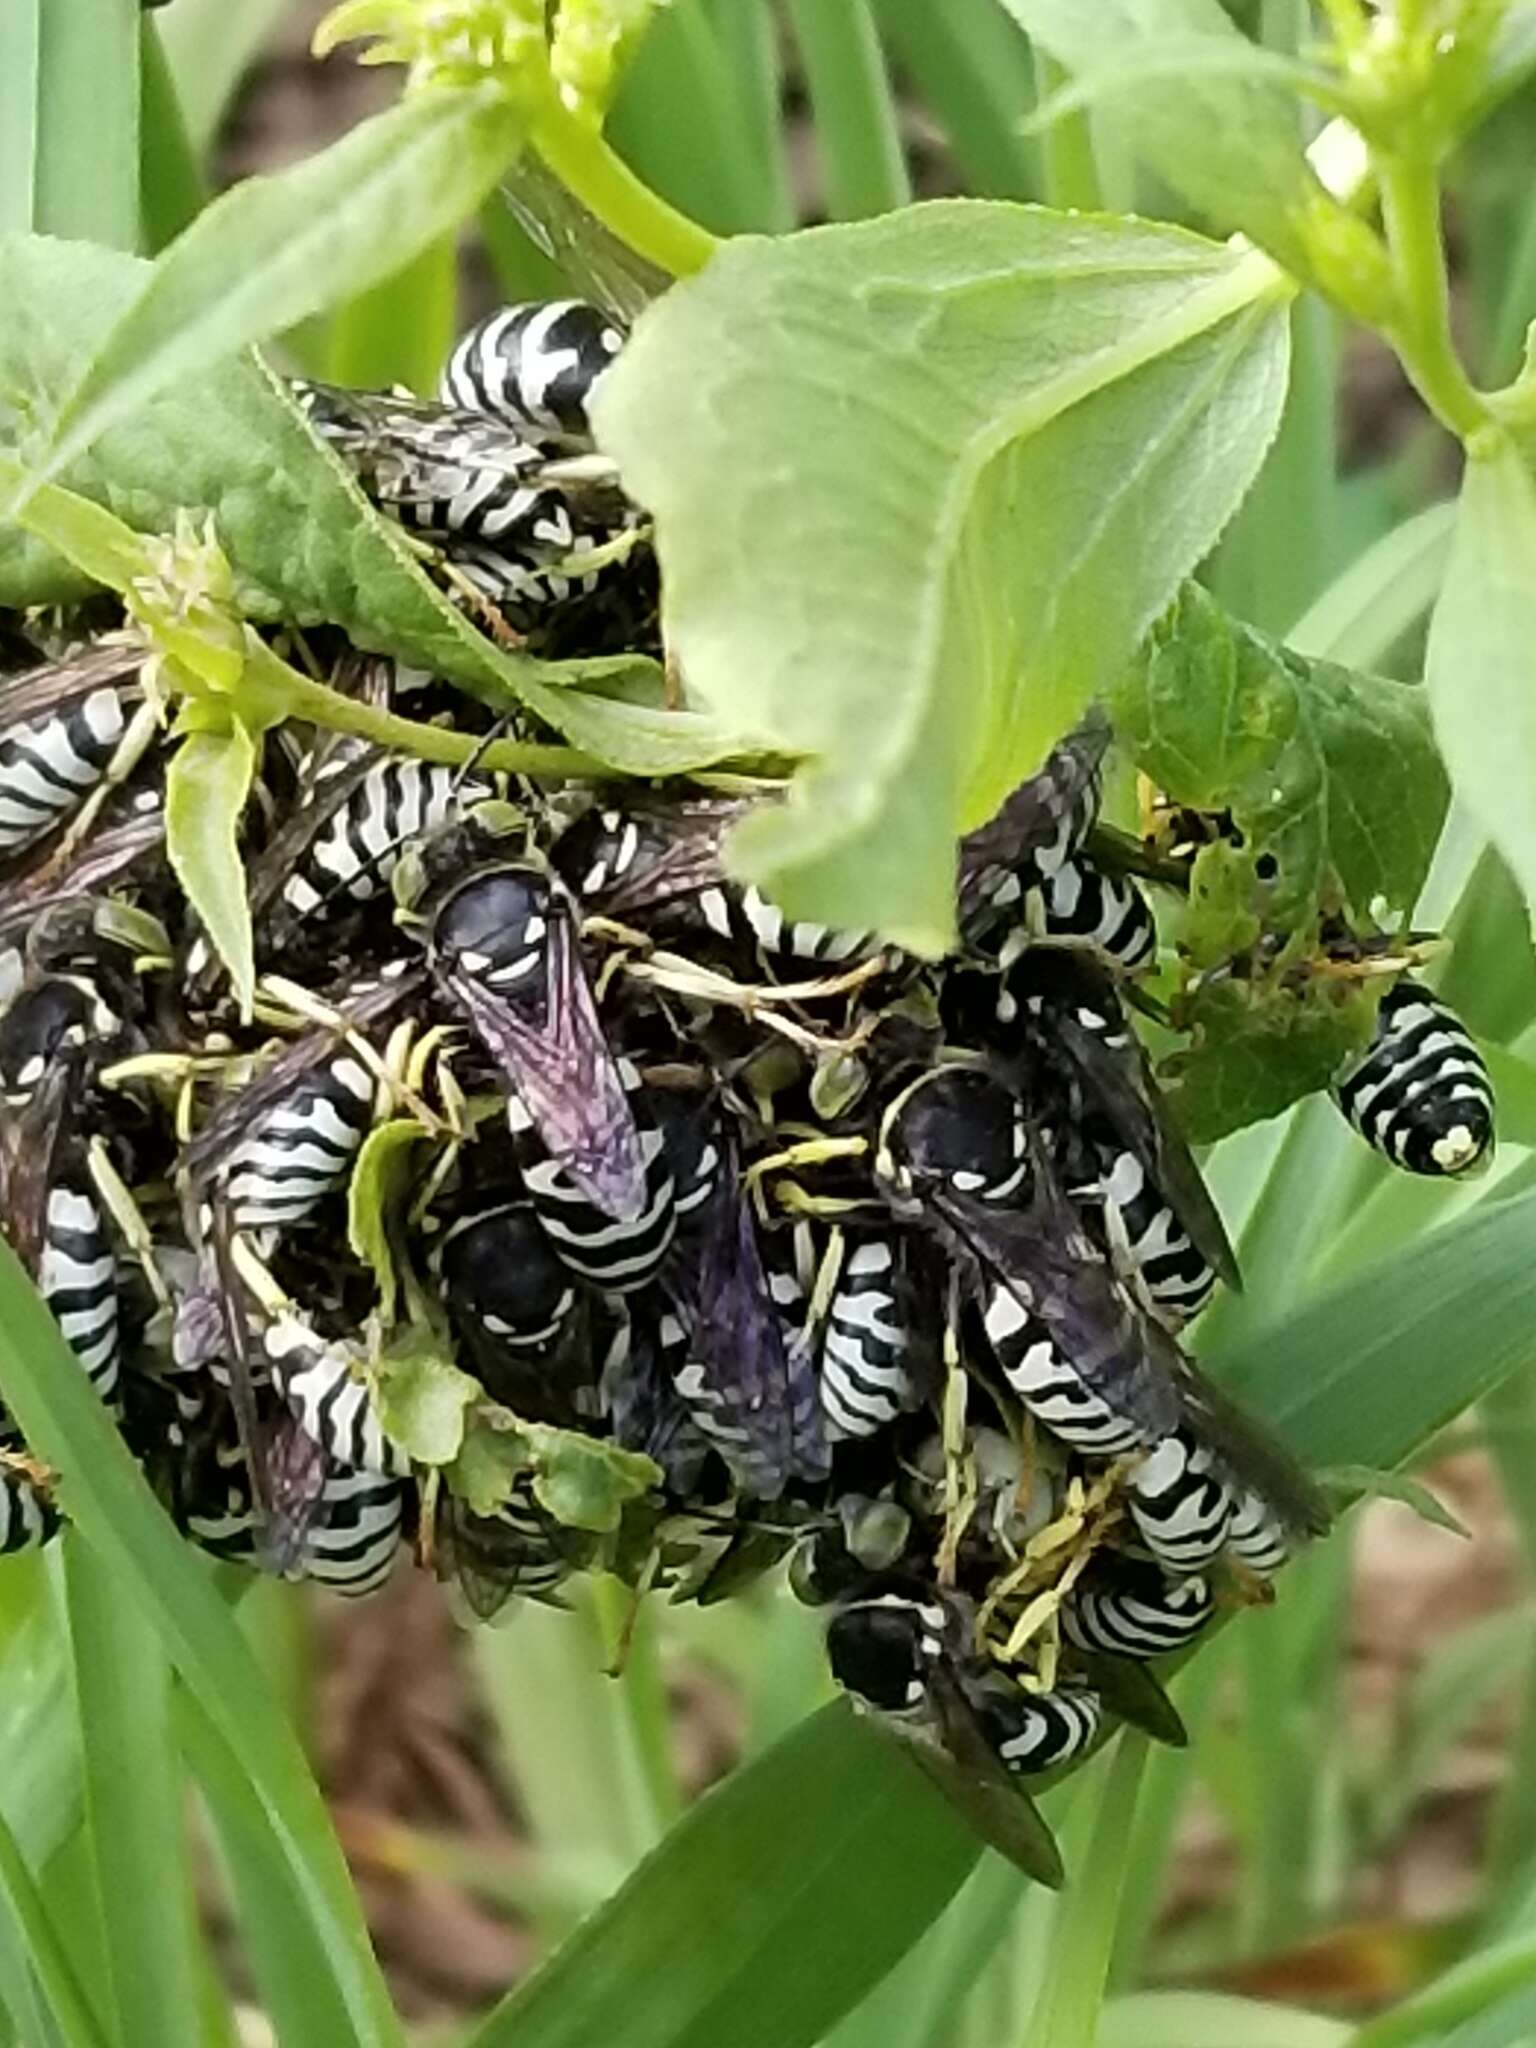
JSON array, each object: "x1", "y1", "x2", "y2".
[
  {"x1": 0, "y1": 1064, "x2": 73, "y2": 1274},
  {"x1": 1082, "y1": 1654, "x2": 1188, "y2": 1748},
  {"x1": 1167, "y1": 1352, "x2": 1332, "y2": 1543},
  {"x1": 260, "y1": 1414, "x2": 332, "y2": 1575},
  {"x1": 495, "y1": 157, "x2": 667, "y2": 323},
  {"x1": 956, "y1": 709, "x2": 1110, "y2": 939},
  {"x1": 438, "y1": 902, "x2": 647, "y2": 1220},
  {"x1": 552, "y1": 797, "x2": 744, "y2": 921}
]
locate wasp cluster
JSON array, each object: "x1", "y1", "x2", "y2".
[{"x1": 0, "y1": 299, "x2": 1496, "y2": 1864}]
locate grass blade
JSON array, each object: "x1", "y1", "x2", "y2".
[
  {"x1": 322, "y1": 237, "x2": 458, "y2": 398},
  {"x1": 608, "y1": 2, "x2": 776, "y2": 234},
  {"x1": 464, "y1": 1702, "x2": 982, "y2": 2048},
  {"x1": 35, "y1": 0, "x2": 139, "y2": 251},
  {"x1": 0, "y1": 1805, "x2": 107, "y2": 2048},
  {"x1": 1027, "y1": 1737, "x2": 1149, "y2": 2048},
  {"x1": 40, "y1": 86, "x2": 524, "y2": 490},
  {"x1": 785, "y1": 0, "x2": 912, "y2": 219},
  {"x1": 700, "y1": 0, "x2": 794, "y2": 229},
  {"x1": 875, "y1": 0, "x2": 1039, "y2": 200},
  {"x1": 157, "y1": 0, "x2": 298, "y2": 158},
  {"x1": 138, "y1": 21, "x2": 207, "y2": 254},
  {"x1": 62, "y1": 1536, "x2": 203, "y2": 2048},
  {"x1": 174, "y1": 1690, "x2": 385, "y2": 2048},
  {"x1": 0, "y1": 2, "x2": 39, "y2": 236},
  {"x1": 1100, "y1": 1993, "x2": 1351, "y2": 2048},
  {"x1": 0, "y1": 1239, "x2": 406, "y2": 2048},
  {"x1": 1288, "y1": 501, "x2": 1457, "y2": 665}
]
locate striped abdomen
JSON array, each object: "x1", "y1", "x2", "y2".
[
  {"x1": 1333, "y1": 979, "x2": 1494, "y2": 1176},
  {"x1": 1087, "y1": 1148, "x2": 1215, "y2": 1325},
  {"x1": 440, "y1": 300, "x2": 624, "y2": 444},
  {"x1": 695, "y1": 882, "x2": 876, "y2": 969},
  {"x1": 0, "y1": 687, "x2": 125, "y2": 854},
  {"x1": 981, "y1": 1285, "x2": 1145, "y2": 1455},
  {"x1": 1127, "y1": 1431, "x2": 1234, "y2": 1575},
  {"x1": 220, "y1": 1051, "x2": 374, "y2": 1231},
  {"x1": 821, "y1": 1239, "x2": 919, "y2": 1441},
  {"x1": 970, "y1": 1678, "x2": 1103, "y2": 1773},
  {"x1": 282, "y1": 756, "x2": 466, "y2": 921},
  {"x1": 38, "y1": 1186, "x2": 120, "y2": 1403},
  {"x1": 300, "y1": 1470, "x2": 404, "y2": 1597},
  {"x1": 1062, "y1": 1566, "x2": 1213, "y2": 1659},
  {"x1": 262, "y1": 1316, "x2": 409, "y2": 1477},
  {"x1": 510, "y1": 1067, "x2": 677, "y2": 1293}
]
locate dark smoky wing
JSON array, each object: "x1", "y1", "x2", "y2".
[
  {"x1": 902, "y1": 1670, "x2": 1067, "y2": 1887},
  {"x1": 260, "y1": 1416, "x2": 332, "y2": 1574},
  {"x1": 605, "y1": 1304, "x2": 711, "y2": 1491},
  {"x1": 0, "y1": 810, "x2": 166, "y2": 928},
  {"x1": 0, "y1": 1066, "x2": 73, "y2": 1272},
  {"x1": 554, "y1": 798, "x2": 743, "y2": 920},
  {"x1": 243, "y1": 738, "x2": 377, "y2": 927},
  {"x1": 1082, "y1": 1655, "x2": 1187, "y2": 1748},
  {"x1": 955, "y1": 709, "x2": 1110, "y2": 929},
  {"x1": 936, "y1": 1158, "x2": 1181, "y2": 1442},
  {"x1": 444, "y1": 912, "x2": 647, "y2": 1220},
  {"x1": 0, "y1": 642, "x2": 143, "y2": 726},
  {"x1": 205, "y1": 1207, "x2": 272, "y2": 1514},
  {"x1": 1169, "y1": 1356, "x2": 1332, "y2": 1542}
]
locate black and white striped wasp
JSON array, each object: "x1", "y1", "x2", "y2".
[
  {"x1": 956, "y1": 710, "x2": 1110, "y2": 953},
  {"x1": 427, "y1": 860, "x2": 650, "y2": 1222},
  {"x1": 874, "y1": 1061, "x2": 1329, "y2": 1565},
  {"x1": 440, "y1": 300, "x2": 626, "y2": 448},
  {"x1": 1332, "y1": 977, "x2": 1494, "y2": 1177},
  {"x1": 0, "y1": 643, "x2": 150, "y2": 867}
]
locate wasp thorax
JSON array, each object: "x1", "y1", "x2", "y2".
[
  {"x1": 0, "y1": 978, "x2": 100, "y2": 1097},
  {"x1": 827, "y1": 1589, "x2": 947, "y2": 1714},
  {"x1": 430, "y1": 866, "x2": 553, "y2": 995},
  {"x1": 879, "y1": 1067, "x2": 1030, "y2": 1205}
]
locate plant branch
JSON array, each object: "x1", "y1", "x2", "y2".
[
  {"x1": 528, "y1": 94, "x2": 720, "y2": 277},
  {"x1": 1378, "y1": 151, "x2": 1488, "y2": 439}
]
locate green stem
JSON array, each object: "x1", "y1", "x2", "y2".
[
  {"x1": 241, "y1": 641, "x2": 606, "y2": 781},
  {"x1": 1379, "y1": 152, "x2": 1488, "y2": 439},
  {"x1": 529, "y1": 94, "x2": 719, "y2": 278},
  {"x1": 1030, "y1": 49, "x2": 1103, "y2": 212}
]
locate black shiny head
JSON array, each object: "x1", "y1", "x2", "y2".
[
  {"x1": 827, "y1": 1588, "x2": 946, "y2": 1714},
  {"x1": 438, "y1": 1200, "x2": 576, "y2": 1349},
  {"x1": 878, "y1": 1067, "x2": 1030, "y2": 1206},
  {"x1": 430, "y1": 865, "x2": 553, "y2": 998},
  {"x1": 0, "y1": 979, "x2": 97, "y2": 1097}
]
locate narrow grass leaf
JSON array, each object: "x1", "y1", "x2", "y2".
[
  {"x1": 608, "y1": 3, "x2": 773, "y2": 235},
  {"x1": 1426, "y1": 439, "x2": 1536, "y2": 919},
  {"x1": 465, "y1": 1701, "x2": 981, "y2": 2048},
  {"x1": 785, "y1": 0, "x2": 912, "y2": 220},
  {"x1": 35, "y1": 0, "x2": 139, "y2": 251},
  {"x1": 0, "y1": 2, "x2": 39, "y2": 237},
  {"x1": 875, "y1": 0, "x2": 1039, "y2": 201},
  {"x1": 63, "y1": 1538, "x2": 203, "y2": 2048},
  {"x1": 165, "y1": 724, "x2": 257, "y2": 1015},
  {"x1": 1028, "y1": 1735, "x2": 1149, "y2": 2048},
  {"x1": 593, "y1": 204, "x2": 1290, "y2": 949},
  {"x1": 138, "y1": 21, "x2": 207, "y2": 255},
  {"x1": 1099, "y1": 1992, "x2": 1351, "y2": 2048},
  {"x1": 41, "y1": 86, "x2": 525, "y2": 489},
  {"x1": 1289, "y1": 501, "x2": 1456, "y2": 665},
  {"x1": 1352, "y1": 1938, "x2": 1536, "y2": 2048},
  {"x1": 0, "y1": 1806, "x2": 107, "y2": 2048},
  {"x1": 700, "y1": 0, "x2": 794, "y2": 229},
  {"x1": 0, "y1": 1241, "x2": 406, "y2": 2048},
  {"x1": 174, "y1": 1691, "x2": 383, "y2": 2048}
]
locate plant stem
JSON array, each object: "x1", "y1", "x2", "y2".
[
  {"x1": 242, "y1": 640, "x2": 606, "y2": 781},
  {"x1": 1378, "y1": 152, "x2": 1488, "y2": 438},
  {"x1": 529, "y1": 94, "x2": 720, "y2": 277},
  {"x1": 1030, "y1": 50, "x2": 1103, "y2": 212}
]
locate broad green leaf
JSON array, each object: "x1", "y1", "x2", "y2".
[
  {"x1": 464, "y1": 1701, "x2": 984, "y2": 2048},
  {"x1": 0, "y1": 1238, "x2": 407, "y2": 2048},
  {"x1": 165, "y1": 723, "x2": 257, "y2": 1014},
  {"x1": 371, "y1": 1325, "x2": 481, "y2": 1466},
  {"x1": 62, "y1": 1538, "x2": 202, "y2": 2048},
  {"x1": 521, "y1": 1422, "x2": 659, "y2": 1534},
  {"x1": 0, "y1": 233, "x2": 744, "y2": 772},
  {"x1": 347, "y1": 1118, "x2": 430, "y2": 1322},
  {"x1": 42, "y1": 86, "x2": 524, "y2": 483},
  {"x1": 447, "y1": 1416, "x2": 534, "y2": 1514},
  {"x1": 1426, "y1": 438, "x2": 1536, "y2": 919},
  {"x1": 594, "y1": 202, "x2": 1291, "y2": 950},
  {"x1": 1114, "y1": 580, "x2": 1448, "y2": 1139},
  {"x1": 999, "y1": 0, "x2": 1381, "y2": 294}
]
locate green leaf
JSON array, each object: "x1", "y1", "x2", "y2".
[
  {"x1": 593, "y1": 201, "x2": 1291, "y2": 950},
  {"x1": 1098, "y1": 1993, "x2": 1350, "y2": 2048},
  {"x1": 521, "y1": 1422, "x2": 660, "y2": 1534},
  {"x1": 371, "y1": 1324, "x2": 481, "y2": 1467},
  {"x1": 447, "y1": 1416, "x2": 534, "y2": 1515},
  {"x1": 464, "y1": 1701, "x2": 983, "y2": 2048},
  {"x1": 1321, "y1": 1466, "x2": 1471, "y2": 1538},
  {"x1": 1426, "y1": 437, "x2": 1536, "y2": 919},
  {"x1": 0, "y1": 2, "x2": 39, "y2": 237},
  {"x1": 63, "y1": 1538, "x2": 203, "y2": 2048},
  {"x1": 999, "y1": 0, "x2": 1373, "y2": 290},
  {"x1": 0, "y1": 1800, "x2": 109, "y2": 2048},
  {"x1": 42, "y1": 86, "x2": 524, "y2": 484},
  {"x1": 347, "y1": 1118, "x2": 430, "y2": 1322},
  {"x1": 0, "y1": 1237, "x2": 407, "y2": 2048},
  {"x1": 34, "y1": 0, "x2": 139, "y2": 253},
  {"x1": 165, "y1": 723, "x2": 257, "y2": 1014},
  {"x1": 1288, "y1": 501, "x2": 1456, "y2": 668},
  {"x1": 0, "y1": 233, "x2": 743, "y2": 773}
]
